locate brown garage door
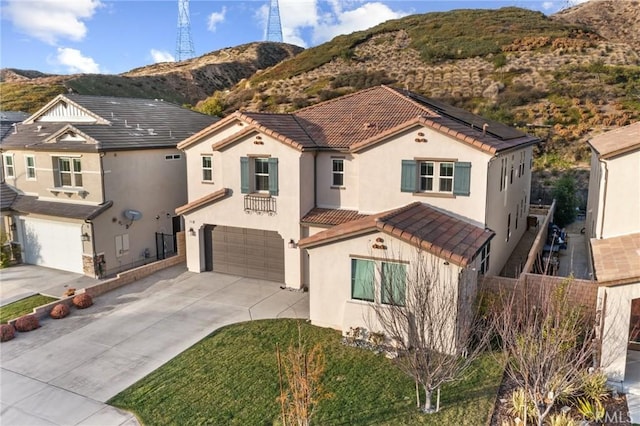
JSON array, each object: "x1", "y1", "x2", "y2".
[{"x1": 212, "y1": 226, "x2": 285, "y2": 282}]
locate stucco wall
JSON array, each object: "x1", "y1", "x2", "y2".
[
  {"x1": 599, "y1": 282, "x2": 640, "y2": 382},
  {"x1": 315, "y1": 152, "x2": 359, "y2": 210},
  {"x1": 599, "y1": 152, "x2": 640, "y2": 239},
  {"x1": 95, "y1": 149, "x2": 186, "y2": 275},
  {"x1": 2, "y1": 150, "x2": 103, "y2": 203},
  {"x1": 585, "y1": 150, "x2": 602, "y2": 240}
]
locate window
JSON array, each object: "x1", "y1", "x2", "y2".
[
  {"x1": 25, "y1": 156, "x2": 36, "y2": 180},
  {"x1": 240, "y1": 157, "x2": 278, "y2": 196},
  {"x1": 381, "y1": 262, "x2": 406, "y2": 305},
  {"x1": 350, "y1": 258, "x2": 406, "y2": 305},
  {"x1": 3, "y1": 154, "x2": 14, "y2": 178},
  {"x1": 351, "y1": 258, "x2": 374, "y2": 302},
  {"x1": 201, "y1": 156, "x2": 213, "y2": 181},
  {"x1": 115, "y1": 234, "x2": 129, "y2": 257},
  {"x1": 479, "y1": 242, "x2": 491, "y2": 275},
  {"x1": 332, "y1": 158, "x2": 344, "y2": 187},
  {"x1": 506, "y1": 213, "x2": 511, "y2": 242},
  {"x1": 402, "y1": 160, "x2": 470, "y2": 196},
  {"x1": 165, "y1": 154, "x2": 181, "y2": 160},
  {"x1": 58, "y1": 158, "x2": 82, "y2": 187}
]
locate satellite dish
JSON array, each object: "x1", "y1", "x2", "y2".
[{"x1": 123, "y1": 209, "x2": 143, "y2": 221}]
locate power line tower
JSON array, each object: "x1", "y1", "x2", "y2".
[
  {"x1": 176, "y1": 0, "x2": 195, "y2": 61},
  {"x1": 266, "y1": 0, "x2": 283, "y2": 42}
]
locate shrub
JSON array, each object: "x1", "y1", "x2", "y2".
[
  {"x1": 548, "y1": 412, "x2": 577, "y2": 426},
  {"x1": 578, "y1": 369, "x2": 610, "y2": 403},
  {"x1": 72, "y1": 293, "x2": 93, "y2": 309},
  {"x1": 576, "y1": 397, "x2": 604, "y2": 422},
  {"x1": 50, "y1": 303, "x2": 70, "y2": 319},
  {"x1": 14, "y1": 314, "x2": 39, "y2": 332},
  {"x1": 506, "y1": 388, "x2": 537, "y2": 423},
  {"x1": 0, "y1": 323, "x2": 16, "y2": 342}
]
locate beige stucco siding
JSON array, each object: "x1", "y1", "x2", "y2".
[
  {"x1": 599, "y1": 283, "x2": 640, "y2": 381},
  {"x1": 586, "y1": 151, "x2": 603, "y2": 240},
  {"x1": 95, "y1": 149, "x2": 186, "y2": 274},
  {"x1": 2, "y1": 150, "x2": 103, "y2": 203},
  {"x1": 354, "y1": 126, "x2": 490, "y2": 223},
  {"x1": 306, "y1": 231, "x2": 470, "y2": 337},
  {"x1": 484, "y1": 147, "x2": 533, "y2": 275},
  {"x1": 182, "y1": 132, "x2": 305, "y2": 287},
  {"x1": 315, "y1": 152, "x2": 359, "y2": 210}
]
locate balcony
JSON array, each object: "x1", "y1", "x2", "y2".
[{"x1": 244, "y1": 194, "x2": 276, "y2": 215}]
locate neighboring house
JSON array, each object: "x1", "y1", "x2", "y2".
[
  {"x1": 585, "y1": 121, "x2": 640, "y2": 240},
  {"x1": 0, "y1": 111, "x2": 29, "y2": 141},
  {"x1": 0, "y1": 94, "x2": 217, "y2": 276},
  {"x1": 176, "y1": 85, "x2": 538, "y2": 333},
  {"x1": 585, "y1": 122, "x2": 640, "y2": 384}
]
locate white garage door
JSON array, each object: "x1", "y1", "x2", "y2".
[{"x1": 21, "y1": 217, "x2": 84, "y2": 273}]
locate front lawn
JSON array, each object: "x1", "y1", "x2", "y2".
[
  {"x1": 0, "y1": 294, "x2": 57, "y2": 323},
  {"x1": 110, "y1": 319, "x2": 503, "y2": 425}
]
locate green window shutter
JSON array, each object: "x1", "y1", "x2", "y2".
[
  {"x1": 453, "y1": 162, "x2": 471, "y2": 196},
  {"x1": 268, "y1": 157, "x2": 279, "y2": 196},
  {"x1": 240, "y1": 157, "x2": 249, "y2": 194},
  {"x1": 351, "y1": 259, "x2": 374, "y2": 302},
  {"x1": 401, "y1": 160, "x2": 417, "y2": 193}
]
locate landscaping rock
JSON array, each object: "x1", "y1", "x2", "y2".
[
  {"x1": 0, "y1": 323, "x2": 16, "y2": 342},
  {"x1": 50, "y1": 303, "x2": 70, "y2": 319},
  {"x1": 14, "y1": 314, "x2": 39, "y2": 332},
  {"x1": 72, "y1": 293, "x2": 93, "y2": 309}
]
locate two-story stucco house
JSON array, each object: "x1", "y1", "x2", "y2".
[
  {"x1": 585, "y1": 121, "x2": 640, "y2": 385},
  {"x1": 176, "y1": 85, "x2": 538, "y2": 333},
  {"x1": 1, "y1": 94, "x2": 217, "y2": 276}
]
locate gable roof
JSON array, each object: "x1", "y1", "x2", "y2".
[
  {"x1": 2, "y1": 94, "x2": 218, "y2": 152},
  {"x1": 591, "y1": 233, "x2": 640, "y2": 286},
  {"x1": 178, "y1": 85, "x2": 538, "y2": 155},
  {"x1": 298, "y1": 201, "x2": 494, "y2": 267},
  {"x1": 588, "y1": 121, "x2": 640, "y2": 159}
]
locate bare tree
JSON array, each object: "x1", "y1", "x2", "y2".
[
  {"x1": 491, "y1": 277, "x2": 597, "y2": 425},
  {"x1": 365, "y1": 250, "x2": 490, "y2": 413},
  {"x1": 276, "y1": 324, "x2": 330, "y2": 426}
]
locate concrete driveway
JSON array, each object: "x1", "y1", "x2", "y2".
[{"x1": 0, "y1": 264, "x2": 309, "y2": 425}]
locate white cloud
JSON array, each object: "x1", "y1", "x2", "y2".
[
  {"x1": 55, "y1": 47, "x2": 100, "y2": 73},
  {"x1": 312, "y1": 2, "x2": 407, "y2": 45},
  {"x1": 207, "y1": 7, "x2": 226, "y2": 32},
  {"x1": 542, "y1": 1, "x2": 555, "y2": 10},
  {"x1": 150, "y1": 49, "x2": 175, "y2": 63},
  {"x1": 4, "y1": 0, "x2": 102, "y2": 45}
]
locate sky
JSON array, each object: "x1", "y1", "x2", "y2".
[{"x1": 0, "y1": 0, "x2": 590, "y2": 75}]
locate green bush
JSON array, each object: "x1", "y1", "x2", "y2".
[{"x1": 552, "y1": 175, "x2": 577, "y2": 227}]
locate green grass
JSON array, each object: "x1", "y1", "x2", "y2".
[
  {"x1": 109, "y1": 319, "x2": 504, "y2": 425},
  {"x1": 0, "y1": 294, "x2": 57, "y2": 323}
]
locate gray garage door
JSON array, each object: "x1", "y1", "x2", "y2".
[{"x1": 212, "y1": 226, "x2": 285, "y2": 282}]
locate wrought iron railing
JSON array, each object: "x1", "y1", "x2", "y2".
[{"x1": 244, "y1": 194, "x2": 276, "y2": 215}]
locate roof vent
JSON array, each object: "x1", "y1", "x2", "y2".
[
  {"x1": 483, "y1": 123, "x2": 489, "y2": 135},
  {"x1": 363, "y1": 122, "x2": 373, "y2": 129},
  {"x1": 36, "y1": 125, "x2": 42, "y2": 132},
  {"x1": 147, "y1": 128, "x2": 156, "y2": 135},
  {"x1": 136, "y1": 124, "x2": 141, "y2": 130}
]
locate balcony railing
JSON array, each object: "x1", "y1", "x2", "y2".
[{"x1": 244, "y1": 194, "x2": 276, "y2": 215}]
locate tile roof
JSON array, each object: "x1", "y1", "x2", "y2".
[
  {"x1": 299, "y1": 201, "x2": 494, "y2": 267},
  {"x1": 588, "y1": 121, "x2": 640, "y2": 159},
  {"x1": 178, "y1": 85, "x2": 538, "y2": 155},
  {"x1": 0, "y1": 182, "x2": 19, "y2": 211},
  {"x1": 0, "y1": 111, "x2": 29, "y2": 141},
  {"x1": 2, "y1": 95, "x2": 218, "y2": 152},
  {"x1": 301, "y1": 208, "x2": 369, "y2": 227},
  {"x1": 175, "y1": 188, "x2": 230, "y2": 216},
  {"x1": 591, "y1": 233, "x2": 640, "y2": 286},
  {"x1": 11, "y1": 196, "x2": 113, "y2": 220}
]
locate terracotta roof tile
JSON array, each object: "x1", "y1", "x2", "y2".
[
  {"x1": 301, "y1": 208, "x2": 369, "y2": 227},
  {"x1": 591, "y1": 233, "x2": 640, "y2": 285},
  {"x1": 588, "y1": 121, "x2": 640, "y2": 159},
  {"x1": 175, "y1": 188, "x2": 230, "y2": 216},
  {"x1": 299, "y1": 201, "x2": 494, "y2": 267}
]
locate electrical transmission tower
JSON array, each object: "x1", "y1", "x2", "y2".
[
  {"x1": 176, "y1": 0, "x2": 195, "y2": 61},
  {"x1": 266, "y1": 0, "x2": 283, "y2": 42}
]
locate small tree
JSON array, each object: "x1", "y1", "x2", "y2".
[
  {"x1": 491, "y1": 278, "x2": 596, "y2": 425},
  {"x1": 552, "y1": 175, "x2": 577, "y2": 227},
  {"x1": 368, "y1": 250, "x2": 490, "y2": 413},
  {"x1": 276, "y1": 325, "x2": 330, "y2": 426},
  {"x1": 195, "y1": 91, "x2": 226, "y2": 117}
]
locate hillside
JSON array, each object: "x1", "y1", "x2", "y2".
[{"x1": 0, "y1": 42, "x2": 302, "y2": 113}]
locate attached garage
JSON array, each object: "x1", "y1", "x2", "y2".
[
  {"x1": 21, "y1": 217, "x2": 84, "y2": 273},
  {"x1": 210, "y1": 226, "x2": 285, "y2": 282}
]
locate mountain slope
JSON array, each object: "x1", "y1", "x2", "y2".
[{"x1": 0, "y1": 42, "x2": 303, "y2": 113}]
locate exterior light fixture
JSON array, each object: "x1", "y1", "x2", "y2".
[
  {"x1": 189, "y1": 228, "x2": 196, "y2": 236},
  {"x1": 288, "y1": 239, "x2": 297, "y2": 249},
  {"x1": 81, "y1": 232, "x2": 91, "y2": 242}
]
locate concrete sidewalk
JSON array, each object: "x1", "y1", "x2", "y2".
[{"x1": 1, "y1": 265, "x2": 309, "y2": 425}]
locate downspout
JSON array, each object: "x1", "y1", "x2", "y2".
[
  {"x1": 313, "y1": 151, "x2": 318, "y2": 208},
  {"x1": 597, "y1": 157, "x2": 608, "y2": 239},
  {"x1": 99, "y1": 152, "x2": 106, "y2": 204}
]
